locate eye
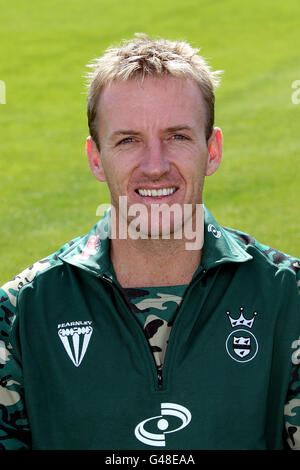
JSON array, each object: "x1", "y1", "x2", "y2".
[
  {"x1": 172, "y1": 134, "x2": 188, "y2": 141},
  {"x1": 118, "y1": 137, "x2": 135, "y2": 145}
]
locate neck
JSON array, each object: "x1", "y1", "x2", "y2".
[{"x1": 110, "y1": 237, "x2": 202, "y2": 288}]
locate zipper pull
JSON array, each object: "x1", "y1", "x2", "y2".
[
  {"x1": 157, "y1": 371, "x2": 163, "y2": 389},
  {"x1": 101, "y1": 274, "x2": 113, "y2": 284}
]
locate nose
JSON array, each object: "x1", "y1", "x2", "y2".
[{"x1": 140, "y1": 139, "x2": 170, "y2": 179}]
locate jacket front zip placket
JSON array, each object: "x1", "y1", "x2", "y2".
[
  {"x1": 159, "y1": 268, "x2": 207, "y2": 390},
  {"x1": 101, "y1": 273, "x2": 162, "y2": 390},
  {"x1": 100, "y1": 268, "x2": 207, "y2": 392}
]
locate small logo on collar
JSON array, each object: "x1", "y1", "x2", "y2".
[
  {"x1": 208, "y1": 224, "x2": 222, "y2": 238},
  {"x1": 225, "y1": 307, "x2": 259, "y2": 363}
]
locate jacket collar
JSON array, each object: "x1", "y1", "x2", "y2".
[
  {"x1": 200, "y1": 206, "x2": 252, "y2": 270},
  {"x1": 59, "y1": 206, "x2": 252, "y2": 278}
]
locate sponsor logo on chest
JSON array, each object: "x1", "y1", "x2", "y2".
[
  {"x1": 57, "y1": 320, "x2": 93, "y2": 367},
  {"x1": 135, "y1": 403, "x2": 192, "y2": 447}
]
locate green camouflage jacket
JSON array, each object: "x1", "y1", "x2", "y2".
[{"x1": 0, "y1": 207, "x2": 300, "y2": 449}]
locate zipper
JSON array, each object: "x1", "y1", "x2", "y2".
[
  {"x1": 160, "y1": 268, "x2": 207, "y2": 388},
  {"x1": 100, "y1": 273, "x2": 161, "y2": 388},
  {"x1": 100, "y1": 269, "x2": 207, "y2": 390}
]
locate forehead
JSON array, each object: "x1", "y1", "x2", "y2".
[{"x1": 97, "y1": 76, "x2": 206, "y2": 132}]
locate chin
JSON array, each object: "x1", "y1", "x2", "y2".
[{"x1": 130, "y1": 214, "x2": 183, "y2": 241}]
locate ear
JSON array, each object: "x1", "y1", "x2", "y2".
[
  {"x1": 86, "y1": 136, "x2": 106, "y2": 182},
  {"x1": 206, "y1": 127, "x2": 223, "y2": 176}
]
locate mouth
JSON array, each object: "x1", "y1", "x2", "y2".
[{"x1": 135, "y1": 187, "x2": 178, "y2": 198}]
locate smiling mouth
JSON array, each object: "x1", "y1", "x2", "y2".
[{"x1": 136, "y1": 187, "x2": 177, "y2": 197}]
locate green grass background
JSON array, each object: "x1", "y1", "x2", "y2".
[{"x1": 0, "y1": 0, "x2": 299, "y2": 284}]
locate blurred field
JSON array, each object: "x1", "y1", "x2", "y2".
[{"x1": 0, "y1": 0, "x2": 299, "y2": 284}]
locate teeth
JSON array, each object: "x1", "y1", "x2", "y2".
[{"x1": 138, "y1": 187, "x2": 176, "y2": 197}]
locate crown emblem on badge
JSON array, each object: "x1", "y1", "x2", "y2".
[{"x1": 226, "y1": 307, "x2": 258, "y2": 329}]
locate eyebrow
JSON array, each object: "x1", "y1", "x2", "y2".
[
  {"x1": 165, "y1": 125, "x2": 194, "y2": 133},
  {"x1": 110, "y1": 130, "x2": 141, "y2": 139}
]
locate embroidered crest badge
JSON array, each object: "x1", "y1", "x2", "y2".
[{"x1": 225, "y1": 307, "x2": 259, "y2": 363}]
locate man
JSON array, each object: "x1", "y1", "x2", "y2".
[{"x1": 0, "y1": 34, "x2": 300, "y2": 450}]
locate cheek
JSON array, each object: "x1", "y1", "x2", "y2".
[
  {"x1": 184, "y1": 153, "x2": 209, "y2": 194},
  {"x1": 101, "y1": 156, "x2": 133, "y2": 192},
  {"x1": 182, "y1": 148, "x2": 209, "y2": 177}
]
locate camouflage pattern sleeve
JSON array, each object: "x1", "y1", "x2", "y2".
[
  {"x1": 0, "y1": 284, "x2": 31, "y2": 449},
  {"x1": 284, "y1": 266, "x2": 300, "y2": 449},
  {"x1": 0, "y1": 238, "x2": 82, "y2": 449}
]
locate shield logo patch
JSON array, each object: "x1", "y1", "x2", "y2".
[
  {"x1": 226, "y1": 329, "x2": 258, "y2": 363},
  {"x1": 233, "y1": 336, "x2": 251, "y2": 358}
]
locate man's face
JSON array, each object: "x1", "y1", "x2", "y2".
[{"x1": 87, "y1": 75, "x2": 222, "y2": 238}]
